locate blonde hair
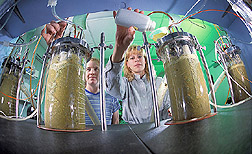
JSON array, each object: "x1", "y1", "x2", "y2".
[
  {"x1": 123, "y1": 45, "x2": 150, "y2": 82},
  {"x1": 88, "y1": 57, "x2": 100, "y2": 66},
  {"x1": 85, "y1": 57, "x2": 100, "y2": 86}
]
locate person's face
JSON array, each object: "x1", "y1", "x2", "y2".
[
  {"x1": 85, "y1": 60, "x2": 99, "y2": 86},
  {"x1": 126, "y1": 53, "x2": 146, "y2": 76}
]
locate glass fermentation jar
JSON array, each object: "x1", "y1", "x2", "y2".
[
  {"x1": 156, "y1": 31, "x2": 211, "y2": 121},
  {"x1": 0, "y1": 57, "x2": 21, "y2": 117},
  {"x1": 222, "y1": 45, "x2": 251, "y2": 103},
  {"x1": 39, "y1": 37, "x2": 92, "y2": 130}
]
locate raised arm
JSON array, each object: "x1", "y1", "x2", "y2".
[
  {"x1": 111, "y1": 8, "x2": 144, "y2": 63},
  {"x1": 41, "y1": 20, "x2": 67, "y2": 45}
]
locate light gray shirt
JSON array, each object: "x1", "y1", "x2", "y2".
[{"x1": 105, "y1": 57, "x2": 170, "y2": 124}]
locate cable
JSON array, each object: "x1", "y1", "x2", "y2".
[
  {"x1": 209, "y1": 96, "x2": 251, "y2": 108},
  {"x1": 170, "y1": 9, "x2": 250, "y2": 29},
  {"x1": 0, "y1": 109, "x2": 37, "y2": 121},
  {"x1": 0, "y1": 34, "x2": 42, "y2": 102},
  {"x1": 29, "y1": 34, "x2": 43, "y2": 109},
  {"x1": 147, "y1": 11, "x2": 174, "y2": 22},
  {"x1": 188, "y1": 18, "x2": 206, "y2": 29},
  {"x1": 224, "y1": 88, "x2": 230, "y2": 105},
  {"x1": 19, "y1": 101, "x2": 27, "y2": 116},
  {"x1": 0, "y1": 80, "x2": 40, "y2": 101}
]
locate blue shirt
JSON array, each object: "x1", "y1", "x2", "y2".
[{"x1": 85, "y1": 89, "x2": 120, "y2": 125}]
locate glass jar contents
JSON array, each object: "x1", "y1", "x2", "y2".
[{"x1": 44, "y1": 52, "x2": 86, "y2": 130}]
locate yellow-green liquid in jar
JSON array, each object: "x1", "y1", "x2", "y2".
[
  {"x1": 164, "y1": 54, "x2": 211, "y2": 121},
  {"x1": 45, "y1": 53, "x2": 86, "y2": 130},
  {"x1": 228, "y1": 62, "x2": 251, "y2": 103},
  {"x1": 0, "y1": 73, "x2": 18, "y2": 116}
]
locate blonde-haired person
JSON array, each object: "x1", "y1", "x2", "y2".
[
  {"x1": 105, "y1": 43, "x2": 170, "y2": 124},
  {"x1": 41, "y1": 22, "x2": 120, "y2": 125},
  {"x1": 85, "y1": 57, "x2": 120, "y2": 125}
]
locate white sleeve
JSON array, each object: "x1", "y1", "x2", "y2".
[{"x1": 105, "y1": 56, "x2": 126, "y2": 100}]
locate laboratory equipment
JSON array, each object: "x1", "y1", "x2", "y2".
[
  {"x1": 142, "y1": 32, "x2": 160, "y2": 127},
  {"x1": 216, "y1": 37, "x2": 251, "y2": 103},
  {"x1": 37, "y1": 37, "x2": 95, "y2": 131},
  {"x1": 96, "y1": 32, "x2": 113, "y2": 131},
  {"x1": 227, "y1": 0, "x2": 252, "y2": 38},
  {"x1": 0, "y1": 56, "x2": 21, "y2": 117},
  {"x1": 156, "y1": 27, "x2": 215, "y2": 122}
]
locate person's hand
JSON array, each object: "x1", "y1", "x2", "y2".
[
  {"x1": 112, "y1": 7, "x2": 144, "y2": 62},
  {"x1": 41, "y1": 20, "x2": 67, "y2": 45}
]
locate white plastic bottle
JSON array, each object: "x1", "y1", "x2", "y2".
[{"x1": 115, "y1": 9, "x2": 156, "y2": 32}]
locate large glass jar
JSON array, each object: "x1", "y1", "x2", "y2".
[
  {"x1": 156, "y1": 32, "x2": 211, "y2": 121},
  {"x1": 223, "y1": 46, "x2": 251, "y2": 103},
  {"x1": 43, "y1": 37, "x2": 92, "y2": 130},
  {"x1": 0, "y1": 57, "x2": 21, "y2": 117}
]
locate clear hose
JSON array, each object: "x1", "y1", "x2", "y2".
[
  {"x1": 52, "y1": 6, "x2": 85, "y2": 32},
  {"x1": 0, "y1": 109, "x2": 37, "y2": 121},
  {"x1": 0, "y1": 36, "x2": 38, "y2": 47}
]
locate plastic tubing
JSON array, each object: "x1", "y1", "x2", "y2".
[
  {"x1": 0, "y1": 109, "x2": 37, "y2": 121},
  {"x1": 0, "y1": 0, "x2": 21, "y2": 31},
  {"x1": 52, "y1": 6, "x2": 85, "y2": 32},
  {"x1": 208, "y1": 71, "x2": 226, "y2": 98},
  {"x1": 0, "y1": 36, "x2": 38, "y2": 47},
  {"x1": 178, "y1": 0, "x2": 208, "y2": 23},
  {"x1": 209, "y1": 96, "x2": 251, "y2": 109}
]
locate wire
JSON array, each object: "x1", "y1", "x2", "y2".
[
  {"x1": 0, "y1": 34, "x2": 42, "y2": 103},
  {"x1": 169, "y1": 9, "x2": 250, "y2": 29},
  {"x1": 147, "y1": 11, "x2": 174, "y2": 22},
  {"x1": 0, "y1": 80, "x2": 39, "y2": 101},
  {"x1": 224, "y1": 88, "x2": 230, "y2": 105},
  {"x1": 0, "y1": 109, "x2": 37, "y2": 121},
  {"x1": 213, "y1": 24, "x2": 225, "y2": 47},
  {"x1": 188, "y1": 18, "x2": 206, "y2": 29},
  {"x1": 29, "y1": 34, "x2": 43, "y2": 109},
  {"x1": 209, "y1": 96, "x2": 251, "y2": 108},
  {"x1": 179, "y1": 0, "x2": 201, "y2": 23},
  {"x1": 19, "y1": 101, "x2": 27, "y2": 116}
]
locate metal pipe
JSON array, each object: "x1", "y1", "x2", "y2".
[
  {"x1": 142, "y1": 32, "x2": 160, "y2": 127},
  {"x1": 99, "y1": 32, "x2": 107, "y2": 131},
  {"x1": 194, "y1": 36, "x2": 217, "y2": 112}
]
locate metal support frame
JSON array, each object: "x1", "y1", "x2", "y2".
[
  {"x1": 142, "y1": 32, "x2": 160, "y2": 127},
  {"x1": 194, "y1": 36, "x2": 217, "y2": 112}
]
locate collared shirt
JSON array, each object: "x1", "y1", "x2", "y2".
[{"x1": 105, "y1": 57, "x2": 170, "y2": 124}]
